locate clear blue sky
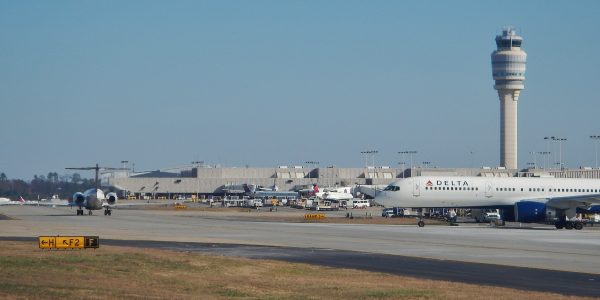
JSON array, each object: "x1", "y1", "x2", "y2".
[{"x1": 1, "y1": 1, "x2": 599, "y2": 179}]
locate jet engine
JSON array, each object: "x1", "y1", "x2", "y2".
[
  {"x1": 72, "y1": 192, "x2": 85, "y2": 206},
  {"x1": 514, "y1": 201, "x2": 546, "y2": 223},
  {"x1": 106, "y1": 192, "x2": 118, "y2": 205},
  {"x1": 579, "y1": 205, "x2": 600, "y2": 214}
]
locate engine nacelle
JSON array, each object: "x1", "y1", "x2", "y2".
[
  {"x1": 72, "y1": 192, "x2": 85, "y2": 205},
  {"x1": 578, "y1": 205, "x2": 600, "y2": 214},
  {"x1": 514, "y1": 201, "x2": 546, "y2": 223},
  {"x1": 106, "y1": 192, "x2": 118, "y2": 205}
]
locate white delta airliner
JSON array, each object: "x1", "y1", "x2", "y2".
[
  {"x1": 66, "y1": 164, "x2": 121, "y2": 216},
  {"x1": 375, "y1": 176, "x2": 600, "y2": 230}
]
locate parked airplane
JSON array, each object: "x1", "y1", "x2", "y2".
[
  {"x1": 317, "y1": 186, "x2": 354, "y2": 201},
  {"x1": 0, "y1": 196, "x2": 32, "y2": 205},
  {"x1": 66, "y1": 164, "x2": 123, "y2": 216},
  {"x1": 375, "y1": 176, "x2": 600, "y2": 230},
  {"x1": 0, "y1": 197, "x2": 19, "y2": 205},
  {"x1": 298, "y1": 183, "x2": 319, "y2": 196},
  {"x1": 242, "y1": 184, "x2": 299, "y2": 199}
]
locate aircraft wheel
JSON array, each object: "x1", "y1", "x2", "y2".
[
  {"x1": 88, "y1": 210, "x2": 92, "y2": 216},
  {"x1": 574, "y1": 222, "x2": 583, "y2": 230},
  {"x1": 418, "y1": 221, "x2": 425, "y2": 227},
  {"x1": 565, "y1": 222, "x2": 574, "y2": 230},
  {"x1": 104, "y1": 210, "x2": 108, "y2": 216},
  {"x1": 107, "y1": 210, "x2": 112, "y2": 216},
  {"x1": 554, "y1": 222, "x2": 564, "y2": 229}
]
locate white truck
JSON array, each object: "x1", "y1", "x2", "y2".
[
  {"x1": 349, "y1": 199, "x2": 370, "y2": 209},
  {"x1": 471, "y1": 209, "x2": 501, "y2": 222}
]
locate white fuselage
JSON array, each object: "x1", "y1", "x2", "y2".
[
  {"x1": 317, "y1": 186, "x2": 354, "y2": 201},
  {"x1": 70, "y1": 188, "x2": 105, "y2": 210},
  {"x1": 375, "y1": 176, "x2": 600, "y2": 210}
]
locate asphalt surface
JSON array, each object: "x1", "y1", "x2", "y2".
[{"x1": 2, "y1": 205, "x2": 600, "y2": 297}]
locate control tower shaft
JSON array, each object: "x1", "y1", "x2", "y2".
[{"x1": 491, "y1": 28, "x2": 527, "y2": 169}]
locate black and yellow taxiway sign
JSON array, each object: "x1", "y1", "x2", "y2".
[{"x1": 39, "y1": 236, "x2": 100, "y2": 249}]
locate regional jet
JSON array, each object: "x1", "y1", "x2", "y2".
[
  {"x1": 66, "y1": 164, "x2": 122, "y2": 216},
  {"x1": 375, "y1": 176, "x2": 600, "y2": 230}
]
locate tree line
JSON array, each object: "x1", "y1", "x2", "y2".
[{"x1": 0, "y1": 172, "x2": 95, "y2": 200}]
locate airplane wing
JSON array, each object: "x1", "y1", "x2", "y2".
[
  {"x1": 101, "y1": 200, "x2": 180, "y2": 208},
  {"x1": 35, "y1": 201, "x2": 71, "y2": 207},
  {"x1": 545, "y1": 194, "x2": 600, "y2": 209}
]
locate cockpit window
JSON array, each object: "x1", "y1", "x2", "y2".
[{"x1": 384, "y1": 185, "x2": 400, "y2": 191}]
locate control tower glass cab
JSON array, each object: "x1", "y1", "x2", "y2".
[
  {"x1": 492, "y1": 28, "x2": 527, "y2": 93},
  {"x1": 491, "y1": 27, "x2": 527, "y2": 170}
]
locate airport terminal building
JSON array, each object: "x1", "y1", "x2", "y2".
[{"x1": 105, "y1": 165, "x2": 600, "y2": 199}]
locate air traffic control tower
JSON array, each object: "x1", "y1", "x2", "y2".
[{"x1": 491, "y1": 27, "x2": 527, "y2": 169}]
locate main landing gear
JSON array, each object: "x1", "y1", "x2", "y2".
[
  {"x1": 104, "y1": 208, "x2": 112, "y2": 216},
  {"x1": 554, "y1": 220, "x2": 583, "y2": 230},
  {"x1": 75, "y1": 208, "x2": 93, "y2": 216}
]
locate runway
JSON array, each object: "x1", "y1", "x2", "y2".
[{"x1": 2, "y1": 205, "x2": 600, "y2": 296}]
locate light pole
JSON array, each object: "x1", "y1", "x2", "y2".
[
  {"x1": 538, "y1": 152, "x2": 550, "y2": 170},
  {"x1": 372, "y1": 150, "x2": 378, "y2": 168},
  {"x1": 529, "y1": 151, "x2": 537, "y2": 169},
  {"x1": 552, "y1": 137, "x2": 567, "y2": 170},
  {"x1": 360, "y1": 150, "x2": 378, "y2": 168},
  {"x1": 305, "y1": 161, "x2": 319, "y2": 184},
  {"x1": 397, "y1": 161, "x2": 406, "y2": 178},
  {"x1": 469, "y1": 151, "x2": 474, "y2": 169},
  {"x1": 590, "y1": 135, "x2": 600, "y2": 168},
  {"x1": 191, "y1": 161, "x2": 203, "y2": 200},
  {"x1": 544, "y1": 136, "x2": 555, "y2": 169},
  {"x1": 398, "y1": 151, "x2": 417, "y2": 175}
]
